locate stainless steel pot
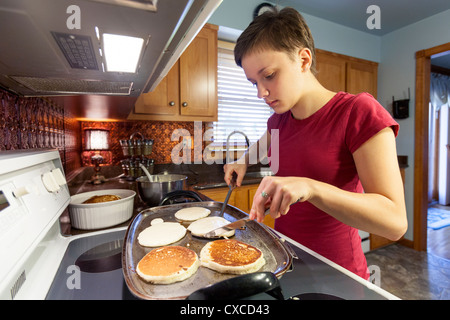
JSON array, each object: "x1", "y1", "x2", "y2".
[{"x1": 136, "y1": 174, "x2": 187, "y2": 206}]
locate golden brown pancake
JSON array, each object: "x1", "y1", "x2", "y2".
[
  {"x1": 82, "y1": 194, "x2": 121, "y2": 203},
  {"x1": 200, "y1": 239, "x2": 265, "y2": 274},
  {"x1": 136, "y1": 246, "x2": 199, "y2": 284}
]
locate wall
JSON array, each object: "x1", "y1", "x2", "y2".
[
  {"x1": 0, "y1": 87, "x2": 80, "y2": 176},
  {"x1": 377, "y1": 9, "x2": 450, "y2": 240},
  {"x1": 208, "y1": 0, "x2": 381, "y2": 62},
  {"x1": 80, "y1": 121, "x2": 206, "y2": 166}
]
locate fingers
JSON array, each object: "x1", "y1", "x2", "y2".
[
  {"x1": 250, "y1": 176, "x2": 305, "y2": 223},
  {"x1": 224, "y1": 163, "x2": 247, "y2": 187}
]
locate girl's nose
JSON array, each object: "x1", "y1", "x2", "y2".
[{"x1": 257, "y1": 85, "x2": 269, "y2": 99}]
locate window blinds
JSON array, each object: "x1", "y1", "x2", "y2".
[{"x1": 213, "y1": 44, "x2": 273, "y2": 146}]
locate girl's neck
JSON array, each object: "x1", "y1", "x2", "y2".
[{"x1": 290, "y1": 76, "x2": 336, "y2": 120}]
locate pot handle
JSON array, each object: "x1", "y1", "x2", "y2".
[
  {"x1": 159, "y1": 190, "x2": 203, "y2": 206},
  {"x1": 186, "y1": 272, "x2": 284, "y2": 300}
]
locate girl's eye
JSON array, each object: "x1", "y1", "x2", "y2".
[{"x1": 265, "y1": 72, "x2": 275, "y2": 80}]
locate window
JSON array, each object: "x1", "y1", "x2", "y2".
[{"x1": 212, "y1": 41, "x2": 272, "y2": 147}]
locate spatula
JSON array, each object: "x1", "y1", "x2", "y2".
[{"x1": 203, "y1": 208, "x2": 270, "y2": 238}]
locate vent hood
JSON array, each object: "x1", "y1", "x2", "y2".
[{"x1": 0, "y1": 0, "x2": 222, "y2": 97}]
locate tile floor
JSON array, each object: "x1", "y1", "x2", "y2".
[{"x1": 365, "y1": 205, "x2": 450, "y2": 300}]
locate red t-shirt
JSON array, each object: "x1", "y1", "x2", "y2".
[{"x1": 267, "y1": 92, "x2": 399, "y2": 279}]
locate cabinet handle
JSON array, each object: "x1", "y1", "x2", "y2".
[
  {"x1": 169, "y1": 101, "x2": 175, "y2": 106},
  {"x1": 182, "y1": 102, "x2": 188, "y2": 107}
]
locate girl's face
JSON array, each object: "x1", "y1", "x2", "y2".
[{"x1": 241, "y1": 48, "x2": 309, "y2": 114}]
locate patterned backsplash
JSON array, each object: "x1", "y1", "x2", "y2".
[
  {"x1": 0, "y1": 88, "x2": 81, "y2": 176},
  {"x1": 80, "y1": 120, "x2": 206, "y2": 165},
  {"x1": 1, "y1": 87, "x2": 207, "y2": 178}
]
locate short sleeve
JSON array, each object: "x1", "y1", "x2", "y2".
[
  {"x1": 346, "y1": 93, "x2": 399, "y2": 153},
  {"x1": 267, "y1": 112, "x2": 288, "y2": 132}
]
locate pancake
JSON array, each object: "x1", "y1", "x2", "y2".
[
  {"x1": 138, "y1": 221, "x2": 186, "y2": 247},
  {"x1": 200, "y1": 239, "x2": 265, "y2": 274},
  {"x1": 187, "y1": 216, "x2": 235, "y2": 238},
  {"x1": 136, "y1": 246, "x2": 199, "y2": 284},
  {"x1": 82, "y1": 194, "x2": 121, "y2": 203},
  {"x1": 175, "y1": 207, "x2": 211, "y2": 222}
]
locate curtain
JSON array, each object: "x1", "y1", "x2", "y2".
[
  {"x1": 429, "y1": 73, "x2": 450, "y2": 205},
  {"x1": 430, "y1": 73, "x2": 450, "y2": 111}
]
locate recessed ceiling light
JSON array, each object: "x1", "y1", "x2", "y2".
[{"x1": 103, "y1": 33, "x2": 144, "y2": 73}]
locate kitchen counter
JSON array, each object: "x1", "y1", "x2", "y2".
[{"x1": 62, "y1": 164, "x2": 244, "y2": 235}]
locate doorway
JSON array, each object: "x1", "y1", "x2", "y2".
[{"x1": 414, "y1": 42, "x2": 450, "y2": 252}]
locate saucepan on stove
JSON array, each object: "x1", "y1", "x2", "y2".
[{"x1": 136, "y1": 173, "x2": 188, "y2": 207}]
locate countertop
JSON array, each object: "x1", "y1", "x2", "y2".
[{"x1": 62, "y1": 163, "x2": 264, "y2": 235}]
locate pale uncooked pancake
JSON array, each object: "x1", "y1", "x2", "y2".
[
  {"x1": 200, "y1": 239, "x2": 265, "y2": 274},
  {"x1": 136, "y1": 246, "x2": 199, "y2": 284},
  {"x1": 174, "y1": 207, "x2": 211, "y2": 222},
  {"x1": 138, "y1": 221, "x2": 186, "y2": 247},
  {"x1": 187, "y1": 216, "x2": 235, "y2": 238}
]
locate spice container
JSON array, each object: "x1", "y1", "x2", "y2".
[
  {"x1": 121, "y1": 158, "x2": 154, "y2": 180},
  {"x1": 120, "y1": 132, "x2": 155, "y2": 180}
]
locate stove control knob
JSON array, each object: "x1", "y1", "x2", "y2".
[
  {"x1": 12, "y1": 185, "x2": 39, "y2": 198},
  {"x1": 51, "y1": 168, "x2": 67, "y2": 186},
  {"x1": 42, "y1": 171, "x2": 60, "y2": 193}
]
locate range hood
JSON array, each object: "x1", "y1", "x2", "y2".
[{"x1": 0, "y1": 0, "x2": 222, "y2": 97}]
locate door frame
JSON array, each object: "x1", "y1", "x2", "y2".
[{"x1": 414, "y1": 42, "x2": 450, "y2": 251}]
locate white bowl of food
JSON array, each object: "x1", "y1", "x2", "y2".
[{"x1": 69, "y1": 189, "x2": 136, "y2": 230}]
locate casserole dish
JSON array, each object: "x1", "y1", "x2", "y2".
[{"x1": 69, "y1": 189, "x2": 136, "y2": 230}]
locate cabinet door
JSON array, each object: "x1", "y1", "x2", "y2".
[
  {"x1": 199, "y1": 187, "x2": 236, "y2": 207},
  {"x1": 346, "y1": 60, "x2": 378, "y2": 97},
  {"x1": 134, "y1": 61, "x2": 180, "y2": 115},
  {"x1": 316, "y1": 51, "x2": 346, "y2": 92},
  {"x1": 179, "y1": 26, "x2": 217, "y2": 117}
]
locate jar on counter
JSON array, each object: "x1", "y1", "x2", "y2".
[
  {"x1": 121, "y1": 158, "x2": 155, "y2": 179},
  {"x1": 142, "y1": 139, "x2": 154, "y2": 156}
]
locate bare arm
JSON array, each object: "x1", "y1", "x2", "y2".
[{"x1": 250, "y1": 127, "x2": 407, "y2": 240}]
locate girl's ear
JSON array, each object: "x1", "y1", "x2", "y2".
[{"x1": 298, "y1": 48, "x2": 312, "y2": 72}]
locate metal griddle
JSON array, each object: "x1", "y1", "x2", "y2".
[{"x1": 122, "y1": 201, "x2": 294, "y2": 300}]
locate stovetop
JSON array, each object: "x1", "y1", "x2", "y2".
[{"x1": 46, "y1": 228, "x2": 391, "y2": 300}]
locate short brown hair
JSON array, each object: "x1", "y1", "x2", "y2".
[{"x1": 234, "y1": 7, "x2": 316, "y2": 74}]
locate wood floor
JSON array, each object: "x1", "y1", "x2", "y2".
[{"x1": 365, "y1": 205, "x2": 450, "y2": 300}]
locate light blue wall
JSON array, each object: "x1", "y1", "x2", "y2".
[
  {"x1": 209, "y1": 0, "x2": 450, "y2": 242},
  {"x1": 378, "y1": 9, "x2": 450, "y2": 240},
  {"x1": 208, "y1": 0, "x2": 380, "y2": 62}
]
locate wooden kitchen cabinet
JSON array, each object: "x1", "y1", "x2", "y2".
[
  {"x1": 316, "y1": 49, "x2": 378, "y2": 97},
  {"x1": 199, "y1": 184, "x2": 275, "y2": 228},
  {"x1": 129, "y1": 24, "x2": 218, "y2": 121}
]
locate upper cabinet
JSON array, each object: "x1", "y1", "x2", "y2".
[
  {"x1": 316, "y1": 49, "x2": 378, "y2": 98},
  {"x1": 128, "y1": 24, "x2": 218, "y2": 121}
]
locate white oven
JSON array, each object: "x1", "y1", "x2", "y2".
[{"x1": 0, "y1": 149, "x2": 73, "y2": 299}]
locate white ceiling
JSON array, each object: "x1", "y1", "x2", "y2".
[{"x1": 276, "y1": 0, "x2": 450, "y2": 36}]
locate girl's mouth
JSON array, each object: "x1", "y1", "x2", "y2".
[{"x1": 266, "y1": 100, "x2": 278, "y2": 108}]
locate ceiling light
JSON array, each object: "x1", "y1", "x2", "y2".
[{"x1": 103, "y1": 33, "x2": 144, "y2": 73}]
